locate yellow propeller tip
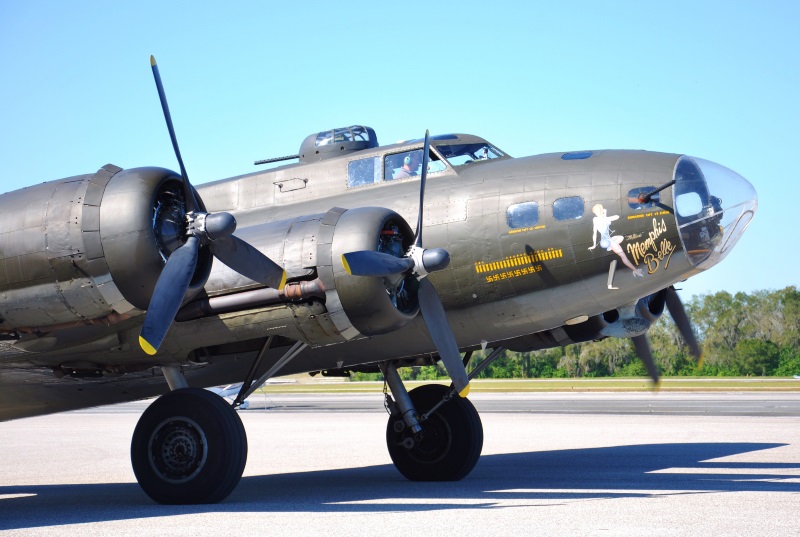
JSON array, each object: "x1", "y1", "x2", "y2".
[
  {"x1": 458, "y1": 384, "x2": 470, "y2": 398},
  {"x1": 651, "y1": 379, "x2": 661, "y2": 391},
  {"x1": 341, "y1": 254, "x2": 352, "y2": 275},
  {"x1": 278, "y1": 270, "x2": 287, "y2": 291},
  {"x1": 139, "y1": 336, "x2": 157, "y2": 356},
  {"x1": 150, "y1": 55, "x2": 157, "y2": 66}
]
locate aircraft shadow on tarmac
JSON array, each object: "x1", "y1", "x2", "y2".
[{"x1": 2, "y1": 442, "x2": 799, "y2": 530}]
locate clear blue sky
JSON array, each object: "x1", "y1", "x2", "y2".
[{"x1": 1, "y1": 1, "x2": 797, "y2": 299}]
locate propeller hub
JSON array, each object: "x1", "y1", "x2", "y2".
[
  {"x1": 187, "y1": 211, "x2": 237, "y2": 242},
  {"x1": 421, "y1": 248, "x2": 450, "y2": 273},
  {"x1": 407, "y1": 245, "x2": 451, "y2": 278},
  {"x1": 407, "y1": 245, "x2": 428, "y2": 278},
  {"x1": 202, "y1": 211, "x2": 237, "y2": 240}
]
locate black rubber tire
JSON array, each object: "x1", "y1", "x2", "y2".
[
  {"x1": 386, "y1": 384, "x2": 483, "y2": 481},
  {"x1": 131, "y1": 387, "x2": 247, "y2": 504}
]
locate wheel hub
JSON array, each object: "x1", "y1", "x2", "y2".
[
  {"x1": 404, "y1": 415, "x2": 451, "y2": 464},
  {"x1": 148, "y1": 417, "x2": 208, "y2": 483}
]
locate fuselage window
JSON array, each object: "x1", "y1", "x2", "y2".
[
  {"x1": 506, "y1": 202, "x2": 539, "y2": 229},
  {"x1": 348, "y1": 156, "x2": 382, "y2": 187},
  {"x1": 385, "y1": 149, "x2": 446, "y2": 181},
  {"x1": 627, "y1": 187, "x2": 661, "y2": 209},
  {"x1": 553, "y1": 196, "x2": 585, "y2": 221}
]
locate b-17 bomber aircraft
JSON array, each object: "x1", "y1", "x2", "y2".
[{"x1": 0, "y1": 58, "x2": 757, "y2": 504}]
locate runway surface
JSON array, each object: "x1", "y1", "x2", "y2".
[{"x1": 2, "y1": 392, "x2": 800, "y2": 536}]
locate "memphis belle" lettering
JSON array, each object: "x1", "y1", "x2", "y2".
[{"x1": 626, "y1": 218, "x2": 676, "y2": 273}]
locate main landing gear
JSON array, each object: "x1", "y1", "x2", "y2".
[
  {"x1": 130, "y1": 340, "x2": 304, "y2": 504},
  {"x1": 131, "y1": 367, "x2": 247, "y2": 504},
  {"x1": 129, "y1": 347, "x2": 500, "y2": 503},
  {"x1": 130, "y1": 387, "x2": 247, "y2": 504},
  {"x1": 382, "y1": 363, "x2": 483, "y2": 481}
]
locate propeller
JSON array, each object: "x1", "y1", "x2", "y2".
[
  {"x1": 632, "y1": 334, "x2": 660, "y2": 385},
  {"x1": 664, "y1": 285, "x2": 702, "y2": 362},
  {"x1": 139, "y1": 56, "x2": 286, "y2": 356},
  {"x1": 341, "y1": 131, "x2": 470, "y2": 397},
  {"x1": 631, "y1": 285, "x2": 702, "y2": 385}
]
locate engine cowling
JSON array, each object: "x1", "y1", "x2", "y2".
[
  {"x1": 0, "y1": 166, "x2": 420, "y2": 344},
  {"x1": 320, "y1": 207, "x2": 418, "y2": 338},
  {"x1": 172, "y1": 206, "x2": 421, "y2": 345},
  {"x1": 0, "y1": 165, "x2": 210, "y2": 330}
]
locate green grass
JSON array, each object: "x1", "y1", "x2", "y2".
[{"x1": 258, "y1": 377, "x2": 800, "y2": 394}]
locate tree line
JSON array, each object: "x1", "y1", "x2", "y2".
[{"x1": 352, "y1": 286, "x2": 800, "y2": 381}]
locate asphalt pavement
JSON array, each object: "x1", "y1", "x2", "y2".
[{"x1": 2, "y1": 392, "x2": 799, "y2": 536}]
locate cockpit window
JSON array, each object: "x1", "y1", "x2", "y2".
[
  {"x1": 435, "y1": 143, "x2": 505, "y2": 166},
  {"x1": 385, "y1": 149, "x2": 446, "y2": 181},
  {"x1": 348, "y1": 149, "x2": 446, "y2": 188}
]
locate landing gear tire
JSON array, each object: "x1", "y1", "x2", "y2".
[
  {"x1": 131, "y1": 387, "x2": 247, "y2": 504},
  {"x1": 386, "y1": 384, "x2": 483, "y2": 481}
]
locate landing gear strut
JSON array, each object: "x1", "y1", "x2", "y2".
[
  {"x1": 130, "y1": 387, "x2": 247, "y2": 504},
  {"x1": 383, "y1": 364, "x2": 483, "y2": 481}
]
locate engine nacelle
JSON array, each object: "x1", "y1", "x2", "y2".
[
  {"x1": 174, "y1": 206, "x2": 420, "y2": 346},
  {"x1": 0, "y1": 165, "x2": 419, "y2": 345},
  {"x1": 320, "y1": 207, "x2": 417, "y2": 338},
  {"x1": 596, "y1": 290, "x2": 667, "y2": 339},
  {"x1": 0, "y1": 165, "x2": 209, "y2": 330}
]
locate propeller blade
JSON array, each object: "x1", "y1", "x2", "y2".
[
  {"x1": 413, "y1": 130, "x2": 431, "y2": 248},
  {"x1": 632, "y1": 334, "x2": 660, "y2": 385},
  {"x1": 210, "y1": 235, "x2": 287, "y2": 290},
  {"x1": 150, "y1": 55, "x2": 199, "y2": 213},
  {"x1": 665, "y1": 286, "x2": 702, "y2": 362},
  {"x1": 341, "y1": 250, "x2": 415, "y2": 277},
  {"x1": 139, "y1": 236, "x2": 200, "y2": 355},
  {"x1": 417, "y1": 278, "x2": 470, "y2": 397}
]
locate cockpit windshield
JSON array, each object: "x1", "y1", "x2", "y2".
[{"x1": 435, "y1": 143, "x2": 506, "y2": 166}]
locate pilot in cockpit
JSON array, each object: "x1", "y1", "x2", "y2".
[{"x1": 393, "y1": 152, "x2": 421, "y2": 179}]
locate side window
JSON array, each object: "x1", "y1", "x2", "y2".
[
  {"x1": 553, "y1": 196, "x2": 585, "y2": 221},
  {"x1": 507, "y1": 202, "x2": 539, "y2": 229},
  {"x1": 385, "y1": 149, "x2": 446, "y2": 181},
  {"x1": 348, "y1": 157, "x2": 381, "y2": 187},
  {"x1": 627, "y1": 187, "x2": 661, "y2": 209},
  {"x1": 676, "y1": 192, "x2": 703, "y2": 217}
]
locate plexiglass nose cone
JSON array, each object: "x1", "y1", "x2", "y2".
[{"x1": 673, "y1": 156, "x2": 757, "y2": 270}]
